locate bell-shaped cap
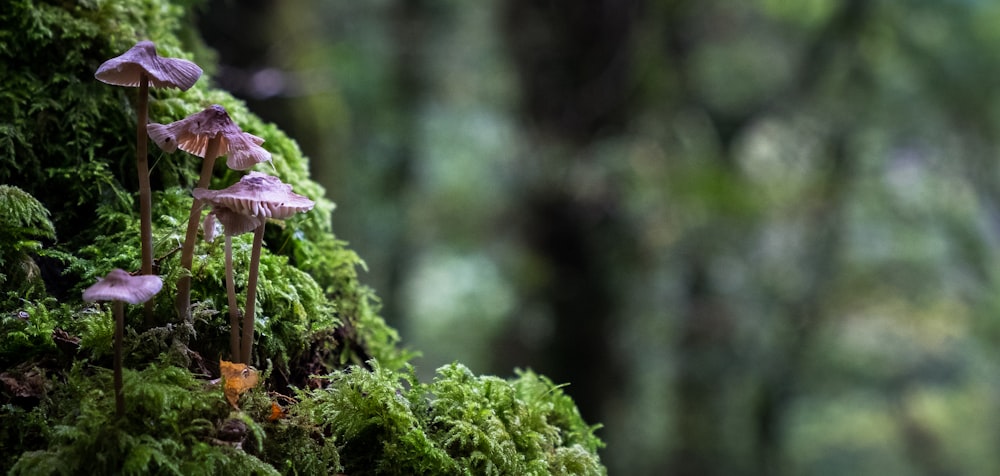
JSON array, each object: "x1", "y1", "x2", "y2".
[
  {"x1": 202, "y1": 206, "x2": 265, "y2": 242},
  {"x1": 193, "y1": 172, "x2": 315, "y2": 220},
  {"x1": 148, "y1": 105, "x2": 271, "y2": 170},
  {"x1": 95, "y1": 40, "x2": 202, "y2": 90},
  {"x1": 83, "y1": 269, "x2": 163, "y2": 305}
]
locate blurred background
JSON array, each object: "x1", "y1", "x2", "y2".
[{"x1": 197, "y1": 1, "x2": 1000, "y2": 474}]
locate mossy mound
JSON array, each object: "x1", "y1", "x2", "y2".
[{"x1": 0, "y1": 0, "x2": 605, "y2": 474}]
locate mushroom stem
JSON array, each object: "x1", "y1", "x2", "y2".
[
  {"x1": 241, "y1": 223, "x2": 265, "y2": 364},
  {"x1": 136, "y1": 73, "x2": 154, "y2": 325},
  {"x1": 225, "y1": 234, "x2": 240, "y2": 360},
  {"x1": 113, "y1": 300, "x2": 125, "y2": 418},
  {"x1": 175, "y1": 135, "x2": 222, "y2": 322}
]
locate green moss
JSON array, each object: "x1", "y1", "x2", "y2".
[
  {"x1": 7, "y1": 361, "x2": 277, "y2": 475},
  {"x1": 0, "y1": 0, "x2": 605, "y2": 473},
  {"x1": 0, "y1": 185, "x2": 56, "y2": 298},
  {"x1": 256, "y1": 403, "x2": 342, "y2": 474},
  {"x1": 297, "y1": 362, "x2": 606, "y2": 475}
]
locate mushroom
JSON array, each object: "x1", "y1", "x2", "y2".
[
  {"x1": 95, "y1": 41, "x2": 202, "y2": 323},
  {"x1": 202, "y1": 207, "x2": 264, "y2": 360},
  {"x1": 82, "y1": 269, "x2": 163, "y2": 418},
  {"x1": 193, "y1": 172, "x2": 314, "y2": 363},
  {"x1": 148, "y1": 105, "x2": 271, "y2": 322}
]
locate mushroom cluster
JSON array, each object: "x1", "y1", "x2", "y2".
[
  {"x1": 194, "y1": 172, "x2": 315, "y2": 363},
  {"x1": 90, "y1": 40, "x2": 318, "y2": 417},
  {"x1": 95, "y1": 41, "x2": 202, "y2": 323},
  {"x1": 150, "y1": 106, "x2": 313, "y2": 364},
  {"x1": 148, "y1": 104, "x2": 271, "y2": 321}
]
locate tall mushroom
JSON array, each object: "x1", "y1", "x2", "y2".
[
  {"x1": 82, "y1": 269, "x2": 163, "y2": 418},
  {"x1": 148, "y1": 105, "x2": 271, "y2": 322},
  {"x1": 193, "y1": 172, "x2": 314, "y2": 363},
  {"x1": 95, "y1": 41, "x2": 202, "y2": 323},
  {"x1": 202, "y1": 207, "x2": 264, "y2": 360}
]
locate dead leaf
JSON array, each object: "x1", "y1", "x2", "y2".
[
  {"x1": 52, "y1": 328, "x2": 80, "y2": 355},
  {"x1": 267, "y1": 401, "x2": 286, "y2": 421},
  {"x1": 0, "y1": 366, "x2": 47, "y2": 401},
  {"x1": 220, "y1": 359, "x2": 259, "y2": 408}
]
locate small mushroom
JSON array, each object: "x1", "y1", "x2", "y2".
[
  {"x1": 147, "y1": 105, "x2": 270, "y2": 171},
  {"x1": 95, "y1": 41, "x2": 202, "y2": 323},
  {"x1": 193, "y1": 172, "x2": 314, "y2": 363},
  {"x1": 202, "y1": 207, "x2": 264, "y2": 360},
  {"x1": 148, "y1": 105, "x2": 271, "y2": 322},
  {"x1": 95, "y1": 41, "x2": 202, "y2": 90},
  {"x1": 82, "y1": 269, "x2": 163, "y2": 418}
]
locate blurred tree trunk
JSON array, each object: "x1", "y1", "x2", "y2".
[
  {"x1": 753, "y1": 134, "x2": 851, "y2": 475},
  {"x1": 655, "y1": 2, "x2": 740, "y2": 472},
  {"x1": 378, "y1": 0, "x2": 428, "y2": 328},
  {"x1": 672, "y1": 248, "x2": 734, "y2": 476},
  {"x1": 498, "y1": 0, "x2": 638, "y2": 424}
]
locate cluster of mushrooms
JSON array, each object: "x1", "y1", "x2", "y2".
[{"x1": 83, "y1": 41, "x2": 314, "y2": 417}]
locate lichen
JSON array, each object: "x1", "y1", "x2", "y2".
[{"x1": 0, "y1": 0, "x2": 605, "y2": 473}]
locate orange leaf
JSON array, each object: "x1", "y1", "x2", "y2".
[
  {"x1": 267, "y1": 401, "x2": 286, "y2": 421},
  {"x1": 220, "y1": 359, "x2": 259, "y2": 409}
]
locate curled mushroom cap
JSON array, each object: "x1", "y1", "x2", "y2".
[
  {"x1": 95, "y1": 40, "x2": 202, "y2": 90},
  {"x1": 148, "y1": 105, "x2": 271, "y2": 170},
  {"x1": 203, "y1": 207, "x2": 265, "y2": 243},
  {"x1": 83, "y1": 269, "x2": 163, "y2": 305},
  {"x1": 193, "y1": 172, "x2": 315, "y2": 220}
]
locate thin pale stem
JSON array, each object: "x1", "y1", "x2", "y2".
[
  {"x1": 113, "y1": 301, "x2": 125, "y2": 418},
  {"x1": 241, "y1": 224, "x2": 265, "y2": 364},
  {"x1": 226, "y1": 234, "x2": 240, "y2": 360},
  {"x1": 137, "y1": 74, "x2": 154, "y2": 325},
  {"x1": 175, "y1": 135, "x2": 222, "y2": 322}
]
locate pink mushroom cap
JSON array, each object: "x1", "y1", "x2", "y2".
[
  {"x1": 148, "y1": 105, "x2": 271, "y2": 170},
  {"x1": 193, "y1": 172, "x2": 315, "y2": 220},
  {"x1": 82, "y1": 269, "x2": 163, "y2": 305},
  {"x1": 95, "y1": 40, "x2": 202, "y2": 90}
]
